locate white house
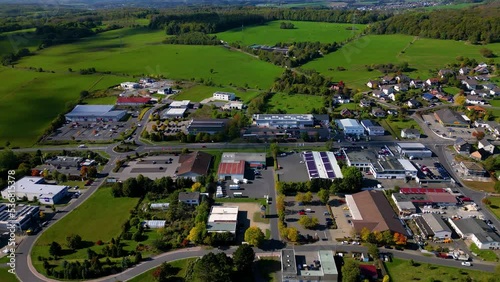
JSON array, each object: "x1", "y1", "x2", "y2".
[
  {"x1": 380, "y1": 85, "x2": 395, "y2": 95},
  {"x1": 478, "y1": 139, "x2": 495, "y2": 154},
  {"x1": 120, "y1": 82, "x2": 140, "y2": 89},
  {"x1": 213, "y1": 92, "x2": 236, "y2": 101},
  {"x1": 388, "y1": 93, "x2": 397, "y2": 101},
  {"x1": 394, "y1": 83, "x2": 408, "y2": 92},
  {"x1": 372, "y1": 90, "x2": 386, "y2": 98},
  {"x1": 410, "y1": 80, "x2": 424, "y2": 89},
  {"x1": 466, "y1": 95, "x2": 487, "y2": 105},
  {"x1": 401, "y1": 128, "x2": 420, "y2": 139},
  {"x1": 407, "y1": 99, "x2": 422, "y2": 108},
  {"x1": 459, "y1": 67, "x2": 470, "y2": 75},
  {"x1": 461, "y1": 79, "x2": 479, "y2": 90},
  {"x1": 222, "y1": 101, "x2": 244, "y2": 110},
  {"x1": 366, "y1": 80, "x2": 379, "y2": 89},
  {"x1": 426, "y1": 78, "x2": 440, "y2": 86}
]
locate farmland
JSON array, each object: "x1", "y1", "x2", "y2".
[
  {"x1": 304, "y1": 35, "x2": 500, "y2": 89},
  {"x1": 0, "y1": 67, "x2": 125, "y2": 147},
  {"x1": 216, "y1": 20, "x2": 366, "y2": 46},
  {"x1": 267, "y1": 93, "x2": 324, "y2": 114}
]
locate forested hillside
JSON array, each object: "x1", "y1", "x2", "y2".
[{"x1": 369, "y1": 2, "x2": 500, "y2": 43}]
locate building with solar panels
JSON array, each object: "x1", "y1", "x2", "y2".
[
  {"x1": 0, "y1": 204, "x2": 40, "y2": 232},
  {"x1": 302, "y1": 151, "x2": 343, "y2": 180}
]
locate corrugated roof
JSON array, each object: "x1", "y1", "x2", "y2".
[
  {"x1": 116, "y1": 97, "x2": 151, "y2": 104},
  {"x1": 176, "y1": 151, "x2": 212, "y2": 177},
  {"x1": 400, "y1": 188, "x2": 447, "y2": 194},
  {"x1": 422, "y1": 213, "x2": 452, "y2": 233},
  {"x1": 218, "y1": 160, "x2": 245, "y2": 175}
]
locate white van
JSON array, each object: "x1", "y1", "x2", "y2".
[
  {"x1": 229, "y1": 185, "x2": 240, "y2": 190},
  {"x1": 78, "y1": 144, "x2": 87, "y2": 148}
]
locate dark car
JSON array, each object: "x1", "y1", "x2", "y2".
[{"x1": 384, "y1": 245, "x2": 393, "y2": 249}]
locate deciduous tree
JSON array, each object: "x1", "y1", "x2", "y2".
[
  {"x1": 233, "y1": 244, "x2": 255, "y2": 273},
  {"x1": 244, "y1": 226, "x2": 265, "y2": 247}
]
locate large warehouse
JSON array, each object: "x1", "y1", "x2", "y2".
[
  {"x1": 65, "y1": 105, "x2": 127, "y2": 122},
  {"x1": 0, "y1": 204, "x2": 39, "y2": 232},
  {"x1": 396, "y1": 143, "x2": 433, "y2": 158},
  {"x1": 302, "y1": 151, "x2": 343, "y2": 180},
  {"x1": 1, "y1": 177, "x2": 68, "y2": 205},
  {"x1": 336, "y1": 119, "x2": 365, "y2": 136},
  {"x1": 252, "y1": 114, "x2": 314, "y2": 128},
  {"x1": 218, "y1": 160, "x2": 245, "y2": 181},
  {"x1": 221, "y1": 152, "x2": 266, "y2": 169},
  {"x1": 414, "y1": 213, "x2": 452, "y2": 240}
]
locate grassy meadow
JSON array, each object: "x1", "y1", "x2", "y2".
[
  {"x1": 267, "y1": 93, "x2": 324, "y2": 114},
  {"x1": 216, "y1": 20, "x2": 366, "y2": 46},
  {"x1": 128, "y1": 258, "x2": 197, "y2": 282},
  {"x1": 486, "y1": 197, "x2": 500, "y2": 220},
  {"x1": 304, "y1": 35, "x2": 500, "y2": 89},
  {"x1": 173, "y1": 85, "x2": 261, "y2": 103},
  {"x1": 0, "y1": 67, "x2": 126, "y2": 147}
]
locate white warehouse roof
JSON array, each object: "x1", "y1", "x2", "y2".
[
  {"x1": 208, "y1": 206, "x2": 238, "y2": 222},
  {"x1": 8, "y1": 177, "x2": 68, "y2": 195},
  {"x1": 398, "y1": 159, "x2": 418, "y2": 172},
  {"x1": 170, "y1": 100, "x2": 190, "y2": 107},
  {"x1": 397, "y1": 143, "x2": 427, "y2": 149}
]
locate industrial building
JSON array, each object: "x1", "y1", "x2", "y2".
[
  {"x1": 0, "y1": 204, "x2": 40, "y2": 232},
  {"x1": 434, "y1": 108, "x2": 470, "y2": 128},
  {"x1": 45, "y1": 156, "x2": 83, "y2": 168},
  {"x1": 65, "y1": 105, "x2": 127, "y2": 122},
  {"x1": 391, "y1": 192, "x2": 457, "y2": 212},
  {"x1": 187, "y1": 119, "x2": 229, "y2": 135},
  {"x1": 206, "y1": 206, "x2": 238, "y2": 235},
  {"x1": 414, "y1": 213, "x2": 452, "y2": 240},
  {"x1": 176, "y1": 151, "x2": 213, "y2": 181},
  {"x1": 221, "y1": 152, "x2": 266, "y2": 169},
  {"x1": 218, "y1": 160, "x2": 245, "y2": 181},
  {"x1": 360, "y1": 120, "x2": 385, "y2": 136},
  {"x1": 396, "y1": 143, "x2": 433, "y2": 158},
  {"x1": 281, "y1": 249, "x2": 338, "y2": 282},
  {"x1": 162, "y1": 108, "x2": 187, "y2": 119},
  {"x1": 222, "y1": 101, "x2": 244, "y2": 110},
  {"x1": 252, "y1": 114, "x2": 314, "y2": 128},
  {"x1": 116, "y1": 97, "x2": 151, "y2": 106},
  {"x1": 213, "y1": 91, "x2": 236, "y2": 101},
  {"x1": 336, "y1": 119, "x2": 365, "y2": 136},
  {"x1": 448, "y1": 218, "x2": 500, "y2": 249},
  {"x1": 302, "y1": 151, "x2": 343, "y2": 180},
  {"x1": 344, "y1": 148, "x2": 417, "y2": 179},
  {"x1": 346, "y1": 190, "x2": 407, "y2": 235},
  {"x1": 1, "y1": 177, "x2": 68, "y2": 205},
  {"x1": 169, "y1": 100, "x2": 191, "y2": 108}
]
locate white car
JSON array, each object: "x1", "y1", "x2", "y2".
[{"x1": 461, "y1": 262, "x2": 471, "y2": 266}]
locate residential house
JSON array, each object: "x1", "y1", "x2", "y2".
[
  {"x1": 462, "y1": 79, "x2": 479, "y2": 90},
  {"x1": 388, "y1": 93, "x2": 397, "y2": 101},
  {"x1": 372, "y1": 90, "x2": 386, "y2": 99},
  {"x1": 466, "y1": 95, "x2": 487, "y2": 105},
  {"x1": 359, "y1": 99, "x2": 371, "y2": 108},
  {"x1": 371, "y1": 108, "x2": 386, "y2": 118},
  {"x1": 422, "y1": 93, "x2": 438, "y2": 101},
  {"x1": 470, "y1": 150, "x2": 487, "y2": 161},
  {"x1": 178, "y1": 192, "x2": 200, "y2": 206},
  {"x1": 340, "y1": 108, "x2": 353, "y2": 117},
  {"x1": 483, "y1": 84, "x2": 497, "y2": 90},
  {"x1": 394, "y1": 83, "x2": 409, "y2": 92},
  {"x1": 396, "y1": 74, "x2": 411, "y2": 83},
  {"x1": 381, "y1": 75, "x2": 396, "y2": 85},
  {"x1": 407, "y1": 99, "x2": 422, "y2": 108},
  {"x1": 401, "y1": 128, "x2": 421, "y2": 139},
  {"x1": 387, "y1": 109, "x2": 398, "y2": 116},
  {"x1": 475, "y1": 75, "x2": 489, "y2": 81},
  {"x1": 489, "y1": 87, "x2": 500, "y2": 96},
  {"x1": 458, "y1": 161, "x2": 486, "y2": 177},
  {"x1": 332, "y1": 95, "x2": 351, "y2": 104},
  {"x1": 474, "y1": 63, "x2": 489, "y2": 74},
  {"x1": 366, "y1": 80, "x2": 379, "y2": 89},
  {"x1": 380, "y1": 85, "x2": 395, "y2": 95},
  {"x1": 471, "y1": 89, "x2": 490, "y2": 98},
  {"x1": 459, "y1": 67, "x2": 471, "y2": 75},
  {"x1": 438, "y1": 69, "x2": 455, "y2": 78},
  {"x1": 467, "y1": 105, "x2": 487, "y2": 113},
  {"x1": 426, "y1": 78, "x2": 440, "y2": 86},
  {"x1": 454, "y1": 138, "x2": 471, "y2": 154},
  {"x1": 410, "y1": 80, "x2": 424, "y2": 89},
  {"x1": 478, "y1": 139, "x2": 495, "y2": 154}
]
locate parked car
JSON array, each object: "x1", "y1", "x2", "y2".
[{"x1": 461, "y1": 262, "x2": 472, "y2": 266}]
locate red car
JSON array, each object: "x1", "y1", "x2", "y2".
[{"x1": 298, "y1": 211, "x2": 306, "y2": 215}]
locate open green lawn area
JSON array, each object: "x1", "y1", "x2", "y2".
[
  {"x1": 173, "y1": 85, "x2": 261, "y2": 103},
  {"x1": 380, "y1": 118, "x2": 421, "y2": 138},
  {"x1": 332, "y1": 103, "x2": 358, "y2": 113},
  {"x1": 470, "y1": 243, "x2": 498, "y2": 262},
  {"x1": 303, "y1": 35, "x2": 500, "y2": 89},
  {"x1": 60, "y1": 181, "x2": 86, "y2": 190},
  {"x1": 487, "y1": 197, "x2": 500, "y2": 220},
  {"x1": 83, "y1": 95, "x2": 118, "y2": 105},
  {"x1": 267, "y1": 93, "x2": 324, "y2": 114},
  {"x1": 0, "y1": 256, "x2": 18, "y2": 282},
  {"x1": 17, "y1": 28, "x2": 282, "y2": 89},
  {"x1": 0, "y1": 31, "x2": 40, "y2": 56},
  {"x1": 0, "y1": 67, "x2": 126, "y2": 147},
  {"x1": 489, "y1": 100, "x2": 500, "y2": 107},
  {"x1": 128, "y1": 258, "x2": 196, "y2": 282},
  {"x1": 384, "y1": 257, "x2": 496, "y2": 282},
  {"x1": 216, "y1": 21, "x2": 366, "y2": 46},
  {"x1": 31, "y1": 187, "x2": 139, "y2": 273}
]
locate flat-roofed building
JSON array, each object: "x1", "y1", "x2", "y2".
[
  {"x1": 222, "y1": 101, "x2": 244, "y2": 110},
  {"x1": 187, "y1": 119, "x2": 229, "y2": 135},
  {"x1": 401, "y1": 128, "x2": 421, "y2": 139},
  {"x1": 0, "y1": 204, "x2": 40, "y2": 232},
  {"x1": 415, "y1": 213, "x2": 452, "y2": 239},
  {"x1": 281, "y1": 249, "x2": 338, "y2": 282},
  {"x1": 392, "y1": 192, "x2": 457, "y2": 208},
  {"x1": 396, "y1": 143, "x2": 433, "y2": 158},
  {"x1": 458, "y1": 161, "x2": 486, "y2": 177},
  {"x1": 213, "y1": 91, "x2": 236, "y2": 101},
  {"x1": 1, "y1": 177, "x2": 68, "y2": 205},
  {"x1": 45, "y1": 156, "x2": 83, "y2": 168},
  {"x1": 162, "y1": 108, "x2": 187, "y2": 119},
  {"x1": 252, "y1": 114, "x2": 314, "y2": 128},
  {"x1": 169, "y1": 100, "x2": 191, "y2": 108},
  {"x1": 206, "y1": 206, "x2": 238, "y2": 234},
  {"x1": 65, "y1": 105, "x2": 127, "y2": 122},
  {"x1": 302, "y1": 151, "x2": 343, "y2": 180},
  {"x1": 336, "y1": 119, "x2": 365, "y2": 136},
  {"x1": 282, "y1": 249, "x2": 298, "y2": 281},
  {"x1": 221, "y1": 152, "x2": 266, "y2": 169},
  {"x1": 116, "y1": 97, "x2": 151, "y2": 106},
  {"x1": 448, "y1": 218, "x2": 500, "y2": 249}
]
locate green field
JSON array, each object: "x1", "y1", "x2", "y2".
[
  {"x1": 304, "y1": 35, "x2": 500, "y2": 89},
  {"x1": 470, "y1": 243, "x2": 498, "y2": 262},
  {"x1": 216, "y1": 21, "x2": 366, "y2": 46},
  {"x1": 173, "y1": 85, "x2": 261, "y2": 103},
  {"x1": 380, "y1": 118, "x2": 422, "y2": 138},
  {"x1": 83, "y1": 95, "x2": 118, "y2": 105},
  {"x1": 17, "y1": 28, "x2": 282, "y2": 88},
  {"x1": 0, "y1": 68, "x2": 126, "y2": 147},
  {"x1": 0, "y1": 30, "x2": 40, "y2": 56},
  {"x1": 32, "y1": 187, "x2": 139, "y2": 272},
  {"x1": 384, "y1": 258, "x2": 496, "y2": 282},
  {"x1": 267, "y1": 93, "x2": 324, "y2": 114},
  {"x1": 487, "y1": 197, "x2": 500, "y2": 220},
  {"x1": 0, "y1": 257, "x2": 18, "y2": 282},
  {"x1": 128, "y1": 258, "x2": 196, "y2": 282}
]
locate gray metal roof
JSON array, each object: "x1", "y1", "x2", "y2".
[
  {"x1": 281, "y1": 249, "x2": 298, "y2": 275},
  {"x1": 422, "y1": 213, "x2": 452, "y2": 233}
]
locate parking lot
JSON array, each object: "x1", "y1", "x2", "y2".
[
  {"x1": 422, "y1": 114, "x2": 478, "y2": 142},
  {"x1": 219, "y1": 167, "x2": 274, "y2": 199},
  {"x1": 328, "y1": 197, "x2": 354, "y2": 240},
  {"x1": 145, "y1": 120, "x2": 190, "y2": 136},
  {"x1": 276, "y1": 152, "x2": 310, "y2": 182},
  {"x1": 284, "y1": 196, "x2": 331, "y2": 241},
  {"x1": 48, "y1": 117, "x2": 138, "y2": 142},
  {"x1": 110, "y1": 155, "x2": 180, "y2": 180}
]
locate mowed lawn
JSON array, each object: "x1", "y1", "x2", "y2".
[
  {"x1": 268, "y1": 93, "x2": 324, "y2": 114},
  {"x1": 487, "y1": 197, "x2": 500, "y2": 220},
  {"x1": 35, "y1": 187, "x2": 138, "y2": 246},
  {"x1": 173, "y1": 85, "x2": 261, "y2": 103},
  {"x1": 128, "y1": 258, "x2": 197, "y2": 282},
  {"x1": 304, "y1": 35, "x2": 500, "y2": 89},
  {"x1": 384, "y1": 258, "x2": 496, "y2": 282},
  {"x1": 0, "y1": 67, "x2": 126, "y2": 147},
  {"x1": 216, "y1": 21, "x2": 366, "y2": 45},
  {"x1": 17, "y1": 28, "x2": 282, "y2": 89},
  {"x1": 0, "y1": 257, "x2": 18, "y2": 282}
]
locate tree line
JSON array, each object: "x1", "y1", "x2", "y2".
[
  {"x1": 271, "y1": 69, "x2": 334, "y2": 96},
  {"x1": 163, "y1": 32, "x2": 221, "y2": 45},
  {"x1": 369, "y1": 2, "x2": 500, "y2": 43}
]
